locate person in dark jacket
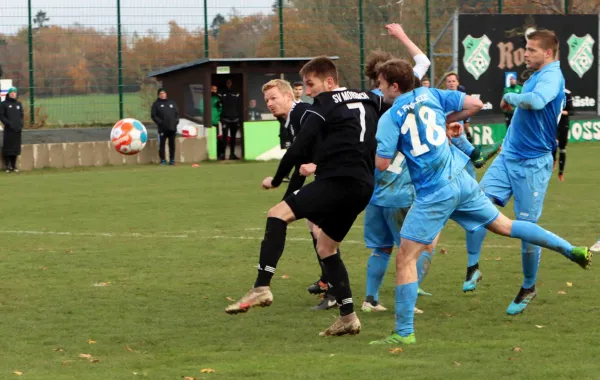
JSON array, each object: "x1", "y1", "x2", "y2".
[
  {"x1": 553, "y1": 88, "x2": 574, "y2": 182},
  {"x1": 218, "y1": 79, "x2": 242, "y2": 160},
  {"x1": 0, "y1": 87, "x2": 24, "y2": 173},
  {"x1": 151, "y1": 88, "x2": 180, "y2": 165}
]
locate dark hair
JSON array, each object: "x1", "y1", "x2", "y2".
[
  {"x1": 376, "y1": 59, "x2": 415, "y2": 93},
  {"x1": 528, "y1": 29, "x2": 559, "y2": 56},
  {"x1": 292, "y1": 81, "x2": 303, "y2": 87},
  {"x1": 365, "y1": 49, "x2": 395, "y2": 81},
  {"x1": 299, "y1": 56, "x2": 338, "y2": 84},
  {"x1": 421, "y1": 77, "x2": 430, "y2": 83},
  {"x1": 444, "y1": 72, "x2": 459, "y2": 82},
  {"x1": 157, "y1": 88, "x2": 166, "y2": 95}
]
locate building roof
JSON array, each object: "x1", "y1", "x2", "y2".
[{"x1": 147, "y1": 56, "x2": 340, "y2": 78}]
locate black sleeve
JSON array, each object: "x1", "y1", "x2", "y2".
[
  {"x1": 151, "y1": 102, "x2": 162, "y2": 126},
  {"x1": 173, "y1": 101, "x2": 180, "y2": 123},
  {"x1": 282, "y1": 166, "x2": 307, "y2": 199},
  {"x1": 272, "y1": 110, "x2": 323, "y2": 187},
  {"x1": 19, "y1": 101, "x2": 24, "y2": 122},
  {"x1": 0, "y1": 103, "x2": 9, "y2": 127},
  {"x1": 565, "y1": 92, "x2": 574, "y2": 116}
]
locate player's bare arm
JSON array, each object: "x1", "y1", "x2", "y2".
[{"x1": 446, "y1": 95, "x2": 483, "y2": 123}]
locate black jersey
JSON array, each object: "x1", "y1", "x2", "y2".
[
  {"x1": 558, "y1": 89, "x2": 574, "y2": 130},
  {"x1": 272, "y1": 88, "x2": 387, "y2": 187},
  {"x1": 284, "y1": 101, "x2": 311, "y2": 142}
]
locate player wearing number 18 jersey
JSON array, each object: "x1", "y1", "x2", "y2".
[{"x1": 369, "y1": 59, "x2": 592, "y2": 345}]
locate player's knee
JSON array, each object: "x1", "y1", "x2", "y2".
[
  {"x1": 267, "y1": 202, "x2": 296, "y2": 222},
  {"x1": 486, "y1": 213, "x2": 512, "y2": 236}
]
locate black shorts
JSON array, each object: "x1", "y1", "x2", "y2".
[
  {"x1": 284, "y1": 177, "x2": 373, "y2": 242},
  {"x1": 557, "y1": 125, "x2": 569, "y2": 150}
]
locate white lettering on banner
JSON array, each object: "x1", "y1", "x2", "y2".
[
  {"x1": 570, "y1": 121, "x2": 600, "y2": 141},
  {"x1": 572, "y1": 96, "x2": 596, "y2": 108},
  {"x1": 471, "y1": 125, "x2": 494, "y2": 145}
]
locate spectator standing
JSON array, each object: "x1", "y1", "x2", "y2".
[
  {"x1": 151, "y1": 88, "x2": 180, "y2": 166},
  {"x1": 0, "y1": 87, "x2": 23, "y2": 173},
  {"x1": 502, "y1": 74, "x2": 523, "y2": 129},
  {"x1": 248, "y1": 99, "x2": 263, "y2": 121},
  {"x1": 219, "y1": 79, "x2": 242, "y2": 160}
]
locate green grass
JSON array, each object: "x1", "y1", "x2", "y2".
[
  {"x1": 1, "y1": 144, "x2": 600, "y2": 379},
  {"x1": 22, "y1": 93, "x2": 149, "y2": 127}
]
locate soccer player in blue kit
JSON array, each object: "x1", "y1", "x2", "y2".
[
  {"x1": 369, "y1": 58, "x2": 592, "y2": 345},
  {"x1": 461, "y1": 30, "x2": 592, "y2": 314},
  {"x1": 361, "y1": 23, "x2": 434, "y2": 313}
]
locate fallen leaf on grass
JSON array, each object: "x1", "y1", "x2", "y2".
[
  {"x1": 88, "y1": 339, "x2": 96, "y2": 344},
  {"x1": 388, "y1": 348, "x2": 403, "y2": 354},
  {"x1": 226, "y1": 297, "x2": 236, "y2": 302},
  {"x1": 557, "y1": 290, "x2": 566, "y2": 295},
  {"x1": 534, "y1": 325, "x2": 545, "y2": 329},
  {"x1": 566, "y1": 282, "x2": 573, "y2": 287},
  {"x1": 329, "y1": 353, "x2": 335, "y2": 358},
  {"x1": 453, "y1": 362, "x2": 461, "y2": 366},
  {"x1": 53, "y1": 348, "x2": 64, "y2": 352},
  {"x1": 485, "y1": 257, "x2": 492, "y2": 261},
  {"x1": 281, "y1": 274, "x2": 290, "y2": 279},
  {"x1": 40, "y1": 266, "x2": 48, "y2": 270},
  {"x1": 65, "y1": 250, "x2": 73, "y2": 253},
  {"x1": 512, "y1": 347, "x2": 522, "y2": 352},
  {"x1": 495, "y1": 257, "x2": 502, "y2": 261},
  {"x1": 79, "y1": 353, "x2": 93, "y2": 359},
  {"x1": 508, "y1": 357, "x2": 520, "y2": 361},
  {"x1": 13, "y1": 371, "x2": 23, "y2": 376},
  {"x1": 125, "y1": 346, "x2": 133, "y2": 352},
  {"x1": 184, "y1": 377, "x2": 196, "y2": 380},
  {"x1": 93, "y1": 282, "x2": 111, "y2": 287},
  {"x1": 90, "y1": 359, "x2": 100, "y2": 363},
  {"x1": 61, "y1": 360, "x2": 73, "y2": 366},
  {"x1": 440, "y1": 248, "x2": 448, "y2": 255},
  {"x1": 200, "y1": 368, "x2": 216, "y2": 373}
]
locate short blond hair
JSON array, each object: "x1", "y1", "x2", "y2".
[{"x1": 262, "y1": 79, "x2": 293, "y2": 96}]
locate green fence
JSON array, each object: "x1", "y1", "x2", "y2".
[{"x1": 0, "y1": 0, "x2": 595, "y2": 127}]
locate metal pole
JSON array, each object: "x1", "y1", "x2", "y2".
[
  {"x1": 359, "y1": 0, "x2": 365, "y2": 91},
  {"x1": 425, "y1": 0, "x2": 432, "y2": 81},
  {"x1": 204, "y1": 0, "x2": 209, "y2": 57},
  {"x1": 278, "y1": 0, "x2": 284, "y2": 58},
  {"x1": 117, "y1": 0, "x2": 124, "y2": 120},
  {"x1": 27, "y1": 0, "x2": 35, "y2": 124},
  {"x1": 564, "y1": 0, "x2": 568, "y2": 14},
  {"x1": 453, "y1": 10, "x2": 459, "y2": 72},
  {"x1": 498, "y1": 0, "x2": 503, "y2": 13}
]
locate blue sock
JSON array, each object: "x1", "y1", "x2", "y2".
[
  {"x1": 522, "y1": 241, "x2": 542, "y2": 289},
  {"x1": 394, "y1": 282, "x2": 419, "y2": 336},
  {"x1": 416, "y1": 249, "x2": 434, "y2": 285},
  {"x1": 365, "y1": 249, "x2": 391, "y2": 301},
  {"x1": 467, "y1": 228, "x2": 487, "y2": 267},
  {"x1": 510, "y1": 220, "x2": 573, "y2": 259}
]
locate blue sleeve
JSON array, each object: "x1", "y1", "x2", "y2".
[
  {"x1": 376, "y1": 110, "x2": 401, "y2": 159},
  {"x1": 429, "y1": 89, "x2": 465, "y2": 113},
  {"x1": 504, "y1": 72, "x2": 562, "y2": 110}
]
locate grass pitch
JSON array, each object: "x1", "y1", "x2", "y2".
[{"x1": 1, "y1": 143, "x2": 600, "y2": 379}]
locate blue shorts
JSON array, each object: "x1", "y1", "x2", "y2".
[
  {"x1": 400, "y1": 169, "x2": 500, "y2": 245},
  {"x1": 364, "y1": 204, "x2": 410, "y2": 249},
  {"x1": 480, "y1": 153, "x2": 552, "y2": 222}
]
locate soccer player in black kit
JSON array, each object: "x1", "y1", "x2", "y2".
[
  {"x1": 226, "y1": 56, "x2": 387, "y2": 337},
  {"x1": 553, "y1": 88, "x2": 574, "y2": 182},
  {"x1": 263, "y1": 78, "x2": 342, "y2": 311}
]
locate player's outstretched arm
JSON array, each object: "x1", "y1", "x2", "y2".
[
  {"x1": 503, "y1": 73, "x2": 561, "y2": 111},
  {"x1": 270, "y1": 112, "x2": 322, "y2": 187},
  {"x1": 386, "y1": 23, "x2": 430, "y2": 79}
]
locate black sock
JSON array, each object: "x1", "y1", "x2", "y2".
[
  {"x1": 469, "y1": 146, "x2": 481, "y2": 161},
  {"x1": 254, "y1": 217, "x2": 287, "y2": 287},
  {"x1": 466, "y1": 263, "x2": 479, "y2": 281},
  {"x1": 558, "y1": 150, "x2": 566, "y2": 174},
  {"x1": 310, "y1": 231, "x2": 329, "y2": 284},
  {"x1": 322, "y1": 253, "x2": 353, "y2": 316}
]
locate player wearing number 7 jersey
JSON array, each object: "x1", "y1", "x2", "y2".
[{"x1": 369, "y1": 59, "x2": 593, "y2": 345}]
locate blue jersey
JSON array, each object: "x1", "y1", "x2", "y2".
[
  {"x1": 502, "y1": 61, "x2": 565, "y2": 159},
  {"x1": 377, "y1": 87, "x2": 469, "y2": 197},
  {"x1": 369, "y1": 89, "x2": 415, "y2": 208}
]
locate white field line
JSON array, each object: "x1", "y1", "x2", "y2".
[{"x1": 0, "y1": 229, "x2": 518, "y2": 249}]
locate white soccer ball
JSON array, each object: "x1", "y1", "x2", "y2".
[{"x1": 110, "y1": 118, "x2": 148, "y2": 155}]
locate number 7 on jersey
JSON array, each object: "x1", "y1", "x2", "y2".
[{"x1": 347, "y1": 102, "x2": 366, "y2": 142}]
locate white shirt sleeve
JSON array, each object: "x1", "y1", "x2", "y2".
[{"x1": 412, "y1": 54, "x2": 430, "y2": 80}]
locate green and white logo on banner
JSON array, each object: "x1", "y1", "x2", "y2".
[
  {"x1": 462, "y1": 34, "x2": 492, "y2": 80},
  {"x1": 567, "y1": 34, "x2": 595, "y2": 78}
]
